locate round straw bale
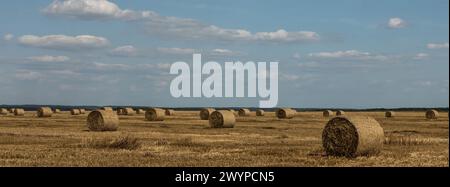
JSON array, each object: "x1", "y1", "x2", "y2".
[
  {"x1": 426, "y1": 110, "x2": 439, "y2": 119},
  {"x1": 0, "y1": 108, "x2": 8, "y2": 115},
  {"x1": 165, "y1": 109, "x2": 175, "y2": 116},
  {"x1": 385, "y1": 111, "x2": 395, "y2": 118},
  {"x1": 8, "y1": 108, "x2": 15, "y2": 113},
  {"x1": 79, "y1": 109, "x2": 86, "y2": 114},
  {"x1": 322, "y1": 116, "x2": 384, "y2": 157},
  {"x1": 136, "y1": 109, "x2": 145, "y2": 114},
  {"x1": 256, "y1": 109, "x2": 265, "y2": 116},
  {"x1": 275, "y1": 108, "x2": 296, "y2": 119},
  {"x1": 228, "y1": 109, "x2": 238, "y2": 116},
  {"x1": 86, "y1": 110, "x2": 119, "y2": 131},
  {"x1": 14, "y1": 108, "x2": 25, "y2": 116},
  {"x1": 200, "y1": 108, "x2": 215, "y2": 120},
  {"x1": 323, "y1": 110, "x2": 334, "y2": 117},
  {"x1": 336, "y1": 110, "x2": 345, "y2": 116},
  {"x1": 37, "y1": 107, "x2": 52, "y2": 117},
  {"x1": 116, "y1": 108, "x2": 123, "y2": 115},
  {"x1": 145, "y1": 108, "x2": 165, "y2": 121},
  {"x1": 71, "y1": 109, "x2": 80, "y2": 115},
  {"x1": 209, "y1": 110, "x2": 236, "y2": 128},
  {"x1": 54, "y1": 109, "x2": 61, "y2": 113},
  {"x1": 101, "y1": 107, "x2": 113, "y2": 111},
  {"x1": 238, "y1": 108, "x2": 251, "y2": 116},
  {"x1": 122, "y1": 107, "x2": 136, "y2": 116}
]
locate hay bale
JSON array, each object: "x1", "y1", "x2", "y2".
[
  {"x1": 37, "y1": 107, "x2": 52, "y2": 117},
  {"x1": 209, "y1": 110, "x2": 235, "y2": 128},
  {"x1": 256, "y1": 109, "x2": 265, "y2": 116},
  {"x1": 385, "y1": 111, "x2": 395, "y2": 118},
  {"x1": 275, "y1": 108, "x2": 296, "y2": 119},
  {"x1": 200, "y1": 108, "x2": 215, "y2": 120},
  {"x1": 54, "y1": 109, "x2": 61, "y2": 113},
  {"x1": 0, "y1": 108, "x2": 8, "y2": 115},
  {"x1": 8, "y1": 108, "x2": 16, "y2": 113},
  {"x1": 323, "y1": 110, "x2": 334, "y2": 117},
  {"x1": 426, "y1": 110, "x2": 439, "y2": 119},
  {"x1": 79, "y1": 109, "x2": 86, "y2": 114},
  {"x1": 71, "y1": 109, "x2": 80, "y2": 115},
  {"x1": 228, "y1": 109, "x2": 238, "y2": 116},
  {"x1": 101, "y1": 107, "x2": 113, "y2": 111},
  {"x1": 145, "y1": 108, "x2": 165, "y2": 121},
  {"x1": 86, "y1": 110, "x2": 119, "y2": 131},
  {"x1": 336, "y1": 110, "x2": 345, "y2": 116},
  {"x1": 322, "y1": 116, "x2": 384, "y2": 157},
  {"x1": 136, "y1": 109, "x2": 145, "y2": 114},
  {"x1": 165, "y1": 109, "x2": 175, "y2": 116},
  {"x1": 238, "y1": 108, "x2": 251, "y2": 116},
  {"x1": 122, "y1": 108, "x2": 136, "y2": 116},
  {"x1": 117, "y1": 108, "x2": 123, "y2": 115},
  {"x1": 14, "y1": 108, "x2": 25, "y2": 116}
]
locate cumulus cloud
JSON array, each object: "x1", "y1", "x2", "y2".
[
  {"x1": 308, "y1": 50, "x2": 388, "y2": 61},
  {"x1": 109, "y1": 45, "x2": 138, "y2": 57},
  {"x1": 18, "y1": 34, "x2": 110, "y2": 50},
  {"x1": 28, "y1": 55, "x2": 70, "y2": 62},
  {"x1": 157, "y1": 47, "x2": 197, "y2": 55},
  {"x1": 388, "y1": 17, "x2": 406, "y2": 29},
  {"x1": 43, "y1": 0, "x2": 319, "y2": 43},
  {"x1": 427, "y1": 42, "x2": 449, "y2": 49},
  {"x1": 3, "y1": 33, "x2": 14, "y2": 41},
  {"x1": 413, "y1": 53, "x2": 429, "y2": 60}
]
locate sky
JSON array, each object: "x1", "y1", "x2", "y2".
[{"x1": 0, "y1": 0, "x2": 448, "y2": 108}]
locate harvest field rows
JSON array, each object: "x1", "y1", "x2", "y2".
[{"x1": 0, "y1": 110, "x2": 448, "y2": 167}]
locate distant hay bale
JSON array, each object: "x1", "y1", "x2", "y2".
[
  {"x1": 276, "y1": 108, "x2": 296, "y2": 119},
  {"x1": 101, "y1": 107, "x2": 113, "y2": 111},
  {"x1": 0, "y1": 108, "x2": 8, "y2": 115},
  {"x1": 165, "y1": 109, "x2": 175, "y2": 116},
  {"x1": 86, "y1": 110, "x2": 119, "y2": 131},
  {"x1": 336, "y1": 110, "x2": 345, "y2": 116},
  {"x1": 256, "y1": 109, "x2": 265, "y2": 116},
  {"x1": 200, "y1": 108, "x2": 215, "y2": 120},
  {"x1": 79, "y1": 109, "x2": 86, "y2": 114},
  {"x1": 71, "y1": 109, "x2": 80, "y2": 115},
  {"x1": 145, "y1": 108, "x2": 165, "y2": 121},
  {"x1": 122, "y1": 108, "x2": 136, "y2": 116},
  {"x1": 323, "y1": 110, "x2": 334, "y2": 117},
  {"x1": 238, "y1": 108, "x2": 251, "y2": 116},
  {"x1": 425, "y1": 110, "x2": 439, "y2": 119},
  {"x1": 8, "y1": 108, "x2": 15, "y2": 113},
  {"x1": 117, "y1": 108, "x2": 123, "y2": 115},
  {"x1": 54, "y1": 109, "x2": 61, "y2": 113},
  {"x1": 228, "y1": 109, "x2": 238, "y2": 116},
  {"x1": 209, "y1": 110, "x2": 235, "y2": 128},
  {"x1": 385, "y1": 111, "x2": 395, "y2": 118},
  {"x1": 14, "y1": 108, "x2": 25, "y2": 116},
  {"x1": 136, "y1": 109, "x2": 145, "y2": 114},
  {"x1": 37, "y1": 107, "x2": 53, "y2": 117},
  {"x1": 322, "y1": 116, "x2": 384, "y2": 157}
]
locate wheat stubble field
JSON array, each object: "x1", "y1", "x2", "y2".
[{"x1": 0, "y1": 110, "x2": 448, "y2": 167}]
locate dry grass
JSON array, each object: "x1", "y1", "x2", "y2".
[{"x1": 0, "y1": 110, "x2": 448, "y2": 167}]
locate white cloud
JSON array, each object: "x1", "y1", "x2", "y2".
[
  {"x1": 388, "y1": 17, "x2": 406, "y2": 29},
  {"x1": 109, "y1": 45, "x2": 138, "y2": 57},
  {"x1": 28, "y1": 55, "x2": 70, "y2": 62},
  {"x1": 15, "y1": 70, "x2": 43, "y2": 80},
  {"x1": 43, "y1": 0, "x2": 319, "y2": 43},
  {"x1": 308, "y1": 50, "x2": 388, "y2": 61},
  {"x1": 18, "y1": 34, "x2": 110, "y2": 50},
  {"x1": 413, "y1": 53, "x2": 429, "y2": 60},
  {"x1": 3, "y1": 34, "x2": 14, "y2": 41},
  {"x1": 427, "y1": 42, "x2": 449, "y2": 49},
  {"x1": 157, "y1": 47, "x2": 197, "y2": 55}
]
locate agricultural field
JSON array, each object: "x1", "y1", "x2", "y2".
[{"x1": 0, "y1": 110, "x2": 448, "y2": 167}]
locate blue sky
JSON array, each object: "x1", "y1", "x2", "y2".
[{"x1": 0, "y1": 0, "x2": 448, "y2": 108}]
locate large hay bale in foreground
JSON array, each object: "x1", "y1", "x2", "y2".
[
  {"x1": 336, "y1": 110, "x2": 345, "y2": 116},
  {"x1": 385, "y1": 111, "x2": 395, "y2": 118},
  {"x1": 209, "y1": 110, "x2": 236, "y2": 128},
  {"x1": 323, "y1": 110, "x2": 334, "y2": 117},
  {"x1": 0, "y1": 108, "x2": 8, "y2": 115},
  {"x1": 322, "y1": 116, "x2": 384, "y2": 157},
  {"x1": 256, "y1": 109, "x2": 265, "y2": 116},
  {"x1": 165, "y1": 109, "x2": 175, "y2": 116},
  {"x1": 200, "y1": 108, "x2": 215, "y2": 120},
  {"x1": 238, "y1": 108, "x2": 251, "y2": 116},
  {"x1": 122, "y1": 108, "x2": 135, "y2": 116},
  {"x1": 87, "y1": 110, "x2": 119, "y2": 131},
  {"x1": 145, "y1": 108, "x2": 165, "y2": 121},
  {"x1": 14, "y1": 108, "x2": 25, "y2": 116},
  {"x1": 71, "y1": 109, "x2": 80, "y2": 115},
  {"x1": 79, "y1": 109, "x2": 86, "y2": 114},
  {"x1": 275, "y1": 108, "x2": 296, "y2": 119},
  {"x1": 426, "y1": 110, "x2": 439, "y2": 119},
  {"x1": 37, "y1": 107, "x2": 52, "y2": 117}
]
